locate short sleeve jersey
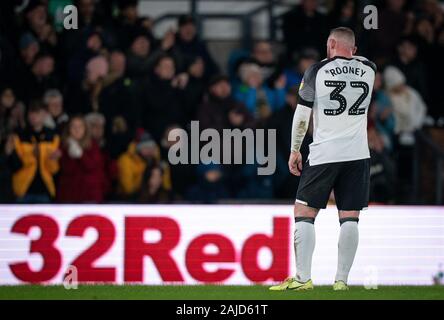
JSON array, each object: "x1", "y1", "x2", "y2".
[{"x1": 298, "y1": 55, "x2": 376, "y2": 165}]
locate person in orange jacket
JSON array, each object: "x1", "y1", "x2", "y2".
[
  {"x1": 117, "y1": 129, "x2": 171, "y2": 200},
  {"x1": 10, "y1": 101, "x2": 61, "y2": 203}
]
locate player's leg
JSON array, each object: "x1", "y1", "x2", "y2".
[
  {"x1": 333, "y1": 159, "x2": 370, "y2": 290},
  {"x1": 269, "y1": 203, "x2": 318, "y2": 291},
  {"x1": 270, "y1": 161, "x2": 335, "y2": 291},
  {"x1": 293, "y1": 203, "x2": 319, "y2": 284},
  {"x1": 334, "y1": 210, "x2": 360, "y2": 290}
]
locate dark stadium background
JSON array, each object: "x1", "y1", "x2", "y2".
[{"x1": 0, "y1": 0, "x2": 443, "y2": 205}]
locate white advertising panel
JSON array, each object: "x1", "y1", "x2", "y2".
[{"x1": 0, "y1": 205, "x2": 443, "y2": 285}]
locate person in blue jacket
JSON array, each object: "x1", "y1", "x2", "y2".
[{"x1": 234, "y1": 63, "x2": 286, "y2": 120}]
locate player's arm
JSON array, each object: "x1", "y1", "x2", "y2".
[
  {"x1": 289, "y1": 64, "x2": 316, "y2": 176},
  {"x1": 289, "y1": 105, "x2": 311, "y2": 176}
]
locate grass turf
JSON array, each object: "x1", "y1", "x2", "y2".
[{"x1": 0, "y1": 285, "x2": 443, "y2": 300}]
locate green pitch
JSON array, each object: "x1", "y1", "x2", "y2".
[{"x1": 0, "y1": 285, "x2": 443, "y2": 300}]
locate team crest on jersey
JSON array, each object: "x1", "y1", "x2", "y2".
[{"x1": 299, "y1": 80, "x2": 304, "y2": 90}]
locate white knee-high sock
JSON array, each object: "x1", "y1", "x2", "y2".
[
  {"x1": 335, "y1": 219, "x2": 359, "y2": 284},
  {"x1": 294, "y1": 218, "x2": 316, "y2": 283}
]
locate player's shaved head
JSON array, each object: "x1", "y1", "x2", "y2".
[
  {"x1": 329, "y1": 27, "x2": 355, "y2": 47},
  {"x1": 327, "y1": 27, "x2": 357, "y2": 58}
]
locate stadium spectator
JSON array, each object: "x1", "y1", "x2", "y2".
[
  {"x1": 22, "y1": 0, "x2": 58, "y2": 52},
  {"x1": 1, "y1": 33, "x2": 36, "y2": 93},
  {"x1": 383, "y1": 66, "x2": 426, "y2": 146},
  {"x1": 126, "y1": 31, "x2": 155, "y2": 78},
  {"x1": 57, "y1": 116, "x2": 106, "y2": 203},
  {"x1": 173, "y1": 15, "x2": 219, "y2": 79},
  {"x1": 0, "y1": 134, "x2": 15, "y2": 203},
  {"x1": 369, "y1": 72, "x2": 396, "y2": 151},
  {"x1": 267, "y1": 86, "x2": 312, "y2": 199},
  {"x1": 111, "y1": 0, "x2": 156, "y2": 51},
  {"x1": 66, "y1": 30, "x2": 106, "y2": 85},
  {"x1": 234, "y1": 63, "x2": 286, "y2": 120},
  {"x1": 21, "y1": 52, "x2": 59, "y2": 104},
  {"x1": 159, "y1": 125, "x2": 196, "y2": 199},
  {"x1": 0, "y1": 87, "x2": 26, "y2": 144},
  {"x1": 427, "y1": 27, "x2": 444, "y2": 120},
  {"x1": 142, "y1": 54, "x2": 187, "y2": 141},
  {"x1": 66, "y1": 55, "x2": 109, "y2": 114},
  {"x1": 234, "y1": 41, "x2": 284, "y2": 89},
  {"x1": 10, "y1": 101, "x2": 60, "y2": 203},
  {"x1": 117, "y1": 130, "x2": 168, "y2": 200},
  {"x1": 186, "y1": 164, "x2": 229, "y2": 203},
  {"x1": 197, "y1": 75, "x2": 254, "y2": 132},
  {"x1": 284, "y1": 48, "x2": 319, "y2": 90},
  {"x1": 183, "y1": 56, "x2": 206, "y2": 121},
  {"x1": 329, "y1": 0, "x2": 358, "y2": 30},
  {"x1": 43, "y1": 89, "x2": 69, "y2": 134},
  {"x1": 281, "y1": 0, "x2": 330, "y2": 58},
  {"x1": 367, "y1": 125, "x2": 397, "y2": 203},
  {"x1": 18, "y1": 33, "x2": 40, "y2": 70},
  {"x1": 85, "y1": 112, "x2": 117, "y2": 199},
  {"x1": 85, "y1": 112, "x2": 106, "y2": 147},
  {"x1": 75, "y1": 0, "x2": 105, "y2": 29},
  {"x1": 0, "y1": 0, "x2": 442, "y2": 204},
  {"x1": 392, "y1": 36, "x2": 428, "y2": 101},
  {"x1": 367, "y1": 0, "x2": 415, "y2": 65},
  {"x1": 383, "y1": 66, "x2": 426, "y2": 199},
  {"x1": 138, "y1": 164, "x2": 173, "y2": 203},
  {"x1": 100, "y1": 51, "x2": 139, "y2": 131}
]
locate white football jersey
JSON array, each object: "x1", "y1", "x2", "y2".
[{"x1": 298, "y1": 56, "x2": 376, "y2": 165}]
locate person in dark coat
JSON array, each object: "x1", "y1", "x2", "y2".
[
  {"x1": 392, "y1": 36, "x2": 428, "y2": 103},
  {"x1": 142, "y1": 54, "x2": 187, "y2": 141},
  {"x1": 100, "y1": 51, "x2": 139, "y2": 132},
  {"x1": 183, "y1": 56, "x2": 206, "y2": 121},
  {"x1": 159, "y1": 124, "x2": 197, "y2": 199},
  {"x1": 21, "y1": 52, "x2": 60, "y2": 104},
  {"x1": 138, "y1": 163, "x2": 173, "y2": 203},
  {"x1": 110, "y1": 0, "x2": 156, "y2": 51},
  {"x1": 173, "y1": 15, "x2": 219, "y2": 80},
  {"x1": 367, "y1": 0, "x2": 415, "y2": 65},
  {"x1": 267, "y1": 86, "x2": 312, "y2": 199},
  {"x1": 281, "y1": 0, "x2": 330, "y2": 59},
  {"x1": 57, "y1": 116, "x2": 106, "y2": 203},
  {"x1": 65, "y1": 55, "x2": 109, "y2": 114},
  {"x1": 197, "y1": 75, "x2": 254, "y2": 132},
  {"x1": 126, "y1": 30, "x2": 155, "y2": 79}
]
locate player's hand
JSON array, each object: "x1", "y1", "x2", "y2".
[{"x1": 288, "y1": 151, "x2": 303, "y2": 176}]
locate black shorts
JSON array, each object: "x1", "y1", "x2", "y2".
[{"x1": 296, "y1": 158, "x2": 370, "y2": 211}]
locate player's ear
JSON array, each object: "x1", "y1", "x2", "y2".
[{"x1": 352, "y1": 46, "x2": 357, "y2": 55}]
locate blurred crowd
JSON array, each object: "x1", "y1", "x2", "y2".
[{"x1": 0, "y1": 0, "x2": 443, "y2": 204}]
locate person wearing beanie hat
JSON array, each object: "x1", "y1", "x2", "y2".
[
  {"x1": 19, "y1": 33, "x2": 40, "y2": 67},
  {"x1": 197, "y1": 74, "x2": 254, "y2": 132},
  {"x1": 126, "y1": 28, "x2": 154, "y2": 78},
  {"x1": 383, "y1": 66, "x2": 406, "y2": 91},
  {"x1": 117, "y1": 129, "x2": 171, "y2": 200},
  {"x1": 234, "y1": 62, "x2": 286, "y2": 119},
  {"x1": 383, "y1": 66, "x2": 426, "y2": 146},
  {"x1": 174, "y1": 13, "x2": 219, "y2": 80},
  {"x1": 136, "y1": 131, "x2": 156, "y2": 152}
]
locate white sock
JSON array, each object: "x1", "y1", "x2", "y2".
[
  {"x1": 294, "y1": 218, "x2": 315, "y2": 283},
  {"x1": 335, "y1": 220, "x2": 359, "y2": 284}
]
